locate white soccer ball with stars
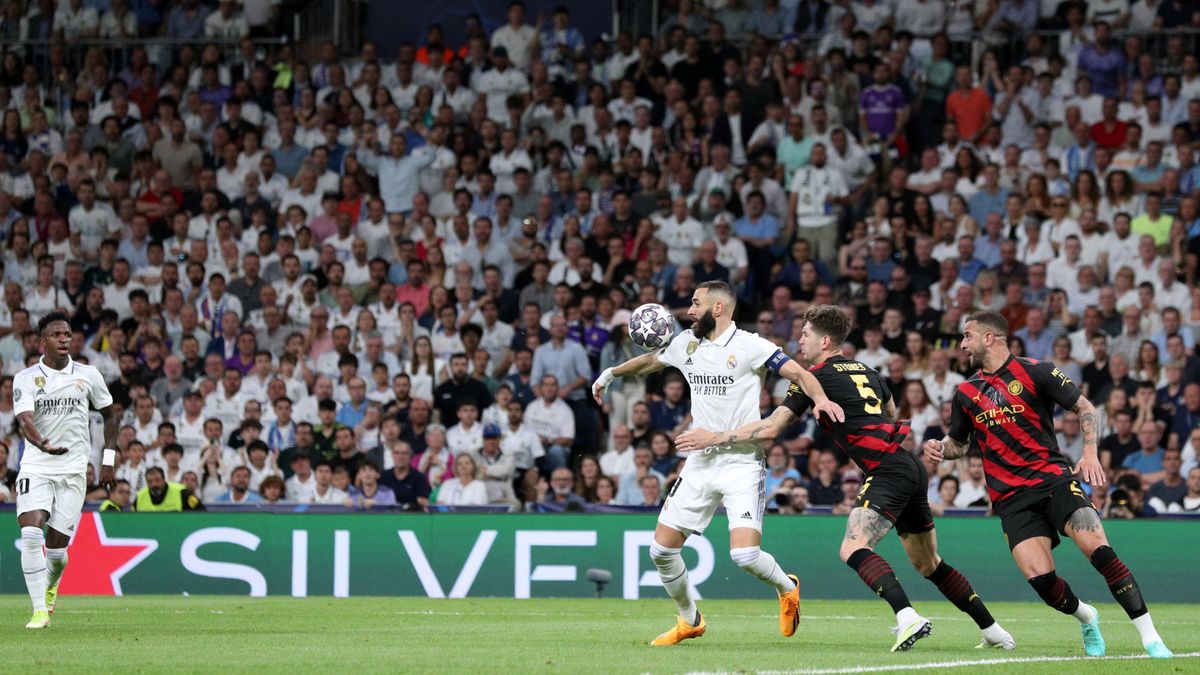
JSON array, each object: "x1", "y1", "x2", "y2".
[{"x1": 628, "y1": 303, "x2": 676, "y2": 351}]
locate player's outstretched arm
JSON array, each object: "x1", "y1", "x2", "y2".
[
  {"x1": 1070, "y1": 395, "x2": 1107, "y2": 487},
  {"x1": 592, "y1": 350, "x2": 666, "y2": 404},
  {"x1": 675, "y1": 406, "x2": 798, "y2": 453},
  {"x1": 777, "y1": 360, "x2": 845, "y2": 422},
  {"x1": 16, "y1": 412, "x2": 68, "y2": 455}
]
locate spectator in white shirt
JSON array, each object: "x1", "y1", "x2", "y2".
[
  {"x1": 522, "y1": 375, "x2": 575, "y2": 472},
  {"x1": 489, "y1": 3, "x2": 537, "y2": 71}
]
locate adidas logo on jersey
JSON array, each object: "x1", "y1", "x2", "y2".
[
  {"x1": 684, "y1": 357, "x2": 693, "y2": 365},
  {"x1": 741, "y1": 512, "x2": 752, "y2": 519}
]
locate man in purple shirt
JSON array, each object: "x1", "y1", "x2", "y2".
[
  {"x1": 197, "y1": 64, "x2": 232, "y2": 109},
  {"x1": 1077, "y1": 22, "x2": 1127, "y2": 100},
  {"x1": 859, "y1": 63, "x2": 909, "y2": 150}
]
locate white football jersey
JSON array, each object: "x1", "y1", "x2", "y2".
[
  {"x1": 657, "y1": 325, "x2": 789, "y2": 457},
  {"x1": 13, "y1": 357, "x2": 113, "y2": 476}
]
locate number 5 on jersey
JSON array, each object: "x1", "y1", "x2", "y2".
[{"x1": 850, "y1": 374, "x2": 882, "y2": 414}]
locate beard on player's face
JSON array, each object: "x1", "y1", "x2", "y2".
[
  {"x1": 691, "y1": 307, "x2": 715, "y2": 338},
  {"x1": 694, "y1": 308, "x2": 716, "y2": 340}
]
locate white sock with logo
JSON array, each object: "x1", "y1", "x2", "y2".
[
  {"x1": 45, "y1": 548, "x2": 69, "y2": 591},
  {"x1": 21, "y1": 527, "x2": 47, "y2": 613}
]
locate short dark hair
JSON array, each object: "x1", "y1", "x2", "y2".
[
  {"x1": 803, "y1": 305, "x2": 851, "y2": 346},
  {"x1": 36, "y1": 311, "x2": 72, "y2": 336},
  {"x1": 966, "y1": 311, "x2": 1009, "y2": 337}
]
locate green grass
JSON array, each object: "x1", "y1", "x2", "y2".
[{"x1": 0, "y1": 596, "x2": 1195, "y2": 673}]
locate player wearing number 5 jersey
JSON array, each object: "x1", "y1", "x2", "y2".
[
  {"x1": 13, "y1": 312, "x2": 120, "y2": 629},
  {"x1": 679, "y1": 306, "x2": 1013, "y2": 653},
  {"x1": 592, "y1": 282, "x2": 845, "y2": 646},
  {"x1": 923, "y1": 311, "x2": 1172, "y2": 659}
]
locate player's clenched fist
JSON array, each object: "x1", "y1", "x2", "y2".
[{"x1": 922, "y1": 439, "x2": 944, "y2": 464}]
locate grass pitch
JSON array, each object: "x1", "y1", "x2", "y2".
[{"x1": 1, "y1": 596, "x2": 1196, "y2": 673}]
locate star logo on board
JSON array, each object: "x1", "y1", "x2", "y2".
[{"x1": 60, "y1": 513, "x2": 158, "y2": 596}]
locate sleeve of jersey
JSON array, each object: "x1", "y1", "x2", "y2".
[
  {"x1": 1032, "y1": 360, "x2": 1082, "y2": 411},
  {"x1": 12, "y1": 374, "x2": 34, "y2": 416},
  {"x1": 748, "y1": 334, "x2": 791, "y2": 373},
  {"x1": 655, "y1": 332, "x2": 689, "y2": 369},
  {"x1": 88, "y1": 368, "x2": 115, "y2": 409},
  {"x1": 947, "y1": 392, "x2": 972, "y2": 444},
  {"x1": 781, "y1": 383, "x2": 814, "y2": 418}
]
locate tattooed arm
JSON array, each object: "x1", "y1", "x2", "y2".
[
  {"x1": 675, "y1": 406, "x2": 797, "y2": 453},
  {"x1": 1071, "y1": 395, "x2": 1107, "y2": 487},
  {"x1": 923, "y1": 433, "x2": 970, "y2": 463}
]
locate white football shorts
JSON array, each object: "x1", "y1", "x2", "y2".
[
  {"x1": 658, "y1": 451, "x2": 767, "y2": 535},
  {"x1": 15, "y1": 471, "x2": 87, "y2": 535}
]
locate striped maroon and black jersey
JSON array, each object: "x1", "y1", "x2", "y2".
[
  {"x1": 948, "y1": 355, "x2": 1083, "y2": 504},
  {"x1": 782, "y1": 356, "x2": 911, "y2": 472}
]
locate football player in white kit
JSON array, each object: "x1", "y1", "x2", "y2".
[
  {"x1": 13, "y1": 312, "x2": 119, "y2": 628},
  {"x1": 592, "y1": 281, "x2": 844, "y2": 645}
]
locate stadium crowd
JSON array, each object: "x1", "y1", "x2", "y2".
[{"x1": 0, "y1": 0, "x2": 1199, "y2": 516}]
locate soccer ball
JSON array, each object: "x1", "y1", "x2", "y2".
[{"x1": 628, "y1": 303, "x2": 676, "y2": 350}]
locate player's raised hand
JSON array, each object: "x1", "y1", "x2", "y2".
[
  {"x1": 813, "y1": 399, "x2": 845, "y2": 423},
  {"x1": 1072, "y1": 455, "x2": 1107, "y2": 488},
  {"x1": 922, "y1": 439, "x2": 945, "y2": 464},
  {"x1": 99, "y1": 464, "x2": 116, "y2": 492},
  {"x1": 676, "y1": 428, "x2": 719, "y2": 453},
  {"x1": 592, "y1": 368, "x2": 615, "y2": 405}
]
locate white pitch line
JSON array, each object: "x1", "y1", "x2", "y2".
[{"x1": 683, "y1": 651, "x2": 1200, "y2": 675}]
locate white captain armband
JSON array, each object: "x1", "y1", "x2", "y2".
[{"x1": 765, "y1": 349, "x2": 791, "y2": 373}]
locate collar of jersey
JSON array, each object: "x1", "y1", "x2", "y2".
[
  {"x1": 38, "y1": 356, "x2": 75, "y2": 375},
  {"x1": 977, "y1": 354, "x2": 1015, "y2": 380},
  {"x1": 701, "y1": 324, "x2": 737, "y2": 347}
]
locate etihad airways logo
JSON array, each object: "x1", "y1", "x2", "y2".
[{"x1": 975, "y1": 404, "x2": 1026, "y2": 426}]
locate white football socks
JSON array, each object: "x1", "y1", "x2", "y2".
[
  {"x1": 21, "y1": 527, "x2": 47, "y2": 613},
  {"x1": 650, "y1": 542, "x2": 698, "y2": 623},
  {"x1": 1133, "y1": 613, "x2": 1163, "y2": 646},
  {"x1": 730, "y1": 546, "x2": 795, "y2": 595},
  {"x1": 1073, "y1": 601, "x2": 1097, "y2": 624},
  {"x1": 45, "y1": 548, "x2": 69, "y2": 591}
]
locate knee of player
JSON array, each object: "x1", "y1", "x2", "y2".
[
  {"x1": 909, "y1": 555, "x2": 939, "y2": 577},
  {"x1": 729, "y1": 546, "x2": 761, "y2": 569},
  {"x1": 1075, "y1": 535, "x2": 1110, "y2": 560},
  {"x1": 20, "y1": 526, "x2": 45, "y2": 550},
  {"x1": 648, "y1": 541, "x2": 681, "y2": 564},
  {"x1": 838, "y1": 540, "x2": 865, "y2": 563}
]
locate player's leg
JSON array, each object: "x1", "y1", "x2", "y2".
[
  {"x1": 720, "y1": 459, "x2": 799, "y2": 635},
  {"x1": 729, "y1": 526, "x2": 801, "y2": 637},
  {"x1": 840, "y1": 462, "x2": 932, "y2": 651},
  {"x1": 896, "y1": 455, "x2": 1013, "y2": 648},
  {"x1": 16, "y1": 474, "x2": 53, "y2": 628},
  {"x1": 1061, "y1": 503, "x2": 1172, "y2": 658},
  {"x1": 1011, "y1": 533, "x2": 1105, "y2": 656},
  {"x1": 840, "y1": 506, "x2": 930, "y2": 650},
  {"x1": 648, "y1": 468, "x2": 710, "y2": 645},
  {"x1": 44, "y1": 474, "x2": 86, "y2": 615},
  {"x1": 901, "y1": 529, "x2": 1013, "y2": 649}
]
